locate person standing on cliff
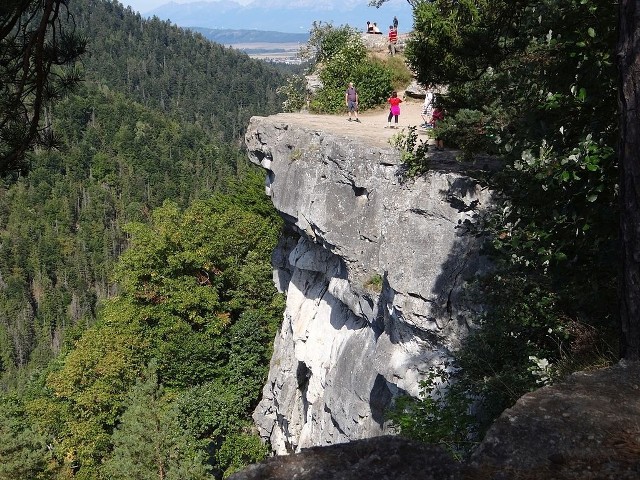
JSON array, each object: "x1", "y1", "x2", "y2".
[
  {"x1": 386, "y1": 91, "x2": 402, "y2": 128},
  {"x1": 393, "y1": 15, "x2": 398, "y2": 31},
  {"x1": 421, "y1": 89, "x2": 435, "y2": 128},
  {"x1": 345, "y1": 82, "x2": 360, "y2": 122},
  {"x1": 388, "y1": 25, "x2": 398, "y2": 55}
]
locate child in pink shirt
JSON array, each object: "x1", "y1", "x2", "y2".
[{"x1": 387, "y1": 91, "x2": 403, "y2": 128}]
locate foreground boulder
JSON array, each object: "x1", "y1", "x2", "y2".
[
  {"x1": 228, "y1": 435, "x2": 460, "y2": 480},
  {"x1": 468, "y1": 360, "x2": 640, "y2": 479},
  {"x1": 230, "y1": 362, "x2": 640, "y2": 479}
]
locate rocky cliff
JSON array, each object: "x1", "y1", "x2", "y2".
[{"x1": 245, "y1": 114, "x2": 494, "y2": 454}]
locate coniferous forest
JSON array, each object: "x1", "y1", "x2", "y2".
[{"x1": 0, "y1": 1, "x2": 288, "y2": 478}]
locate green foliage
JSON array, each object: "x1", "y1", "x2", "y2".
[
  {"x1": 0, "y1": 0, "x2": 86, "y2": 175},
  {"x1": 103, "y1": 362, "x2": 211, "y2": 480},
  {"x1": 434, "y1": 108, "x2": 502, "y2": 161},
  {"x1": 177, "y1": 380, "x2": 249, "y2": 442},
  {"x1": 387, "y1": 368, "x2": 475, "y2": 460},
  {"x1": 364, "y1": 273, "x2": 383, "y2": 293},
  {"x1": 383, "y1": 55, "x2": 415, "y2": 91},
  {"x1": 4, "y1": 183, "x2": 282, "y2": 479},
  {"x1": 216, "y1": 433, "x2": 269, "y2": 479},
  {"x1": 392, "y1": 0, "x2": 620, "y2": 454},
  {"x1": 0, "y1": 1, "x2": 286, "y2": 478},
  {"x1": 351, "y1": 61, "x2": 394, "y2": 110},
  {"x1": 42, "y1": 317, "x2": 148, "y2": 473},
  {"x1": 408, "y1": 0, "x2": 619, "y2": 321},
  {"x1": 391, "y1": 126, "x2": 430, "y2": 178},
  {"x1": 390, "y1": 273, "x2": 616, "y2": 458},
  {"x1": 407, "y1": 0, "x2": 521, "y2": 87},
  {"x1": 0, "y1": 396, "x2": 49, "y2": 480},
  {"x1": 66, "y1": 0, "x2": 285, "y2": 141},
  {"x1": 0, "y1": 82, "x2": 237, "y2": 391},
  {"x1": 300, "y1": 22, "x2": 362, "y2": 65},
  {"x1": 277, "y1": 75, "x2": 308, "y2": 112},
  {"x1": 299, "y1": 23, "x2": 395, "y2": 113}
]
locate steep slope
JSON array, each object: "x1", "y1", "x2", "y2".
[
  {"x1": 245, "y1": 114, "x2": 494, "y2": 452},
  {"x1": 68, "y1": 0, "x2": 286, "y2": 140}
]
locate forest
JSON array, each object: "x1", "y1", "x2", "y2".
[{"x1": 0, "y1": 0, "x2": 289, "y2": 478}]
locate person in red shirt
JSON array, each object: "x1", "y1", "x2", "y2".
[
  {"x1": 432, "y1": 106, "x2": 445, "y2": 150},
  {"x1": 386, "y1": 91, "x2": 403, "y2": 128},
  {"x1": 388, "y1": 26, "x2": 398, "y2": 55}
]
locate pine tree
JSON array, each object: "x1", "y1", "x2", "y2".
[
  {"x1": 0, "y1": 397, "x2": 48, "y2": 480},
  {"x1": 0, "y1": 0, "x2": 85, "y2": 175}
]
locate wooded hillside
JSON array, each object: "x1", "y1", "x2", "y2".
[
  {"x1": 0, "y1": 1, "x2": 287, "y2": 478},
  {"x1": 71, "y1": 0, "x2": 285, "y2": 141}
]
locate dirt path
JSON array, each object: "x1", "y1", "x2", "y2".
[{"x1": 267, "y1": 94, "x2": 432, "y2": 150}]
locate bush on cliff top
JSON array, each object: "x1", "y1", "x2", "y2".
[{"x1": 282, "y1": 22, "x2": 409, "y2": 113}]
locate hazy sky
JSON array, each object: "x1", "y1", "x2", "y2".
[
  {"x1": 122, "y1": 0, "x2": 201, "y2": 14},
  {"x1": 120, "y1": 0, "x2": 413, "y2": 33},
  {"x1": 122, "y1": 0, "x2": 399, "y2": 15}
]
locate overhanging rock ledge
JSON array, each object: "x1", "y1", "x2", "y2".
[{"x1": 245, "y1": 114, "x2": 494, "y2": 454}]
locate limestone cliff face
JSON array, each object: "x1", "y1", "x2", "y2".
[{"x1": 245, "y1": 114, "x2": 494, "y2": 454}]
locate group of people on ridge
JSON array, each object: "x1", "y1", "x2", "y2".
[
  {"x1": 365, "y1": 21, "x2": 382, "y2": 34},
  {"x1": 345, "y1": 82, "x2": 445, "y2": 150},
  {"x1": 366, "y1": 16, "x2": 399, "y2": 55}
]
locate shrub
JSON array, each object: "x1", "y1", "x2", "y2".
[
  {"x1": 364, "y1": 273, "x2": 383, "y2": 293},
  {"x1": 435, "y1": 108, "x2": 501, "y2": 161},
  {"x1": 380, "y1": 55, "x2": 414, "y2": 91},
  {"x1": 300, "y1": 22, "x2": 361, "y2": 65},
  {"x1": 276, "y1": 75, "x2": 307, "y2": 112},
  {"x1": 391, "y1": 126, "x2": 430, "y2": 178},
  {"x1": 292, "y1": 23, "x2": 396, "y2": 114}
]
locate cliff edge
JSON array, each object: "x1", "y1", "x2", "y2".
[{"x1": 245, "y1": 113, "x2": 493, "y2": 453}]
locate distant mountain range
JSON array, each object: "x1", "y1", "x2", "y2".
[{"x1": 145, "y1": 0, "x2": 413, "y2": 36}]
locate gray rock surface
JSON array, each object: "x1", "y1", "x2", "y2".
[
  {"x1": 230, "y1": 362, "x2": 640, "y2": 480},
  {"x1": 228, "y1": 435, "x2": 460, "y2": 480},
  {"x1": 245, "y1": 115, "x2": 494, "y2": 453},
  {"x1": 404, "y1": 80, "x2": 427, "y2": 98},
  {"x1": 469, "y1": 360, "x2": 640, "y2": 479}
]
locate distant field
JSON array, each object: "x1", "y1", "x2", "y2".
[{"x1": 229, "y1": 42, "x2": 302, "y2": 60}]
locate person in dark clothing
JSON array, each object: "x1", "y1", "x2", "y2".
[{"x1": 345, "y1": 82, "x2": 360, "y2": 122}]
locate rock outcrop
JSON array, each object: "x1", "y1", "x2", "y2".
[
  {"x1": 245, "y1": 114, "x2": 493, "y2": 453},
  {"x1": 229, "y1": 361, "x2": 640, "y2": 480},
  {"x1": 228, "y1": 435, "x2": 460, "y2": 480},
  {"x1": 469, "y1": 360, "x2": 640, "y2": 479}
]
